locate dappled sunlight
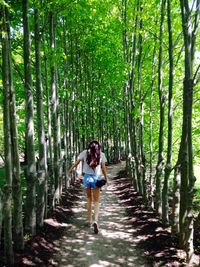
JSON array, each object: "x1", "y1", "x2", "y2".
[
  {"x1": 110, "y1": 174, "x2": 198, "y2": 266},
  {"x1": 44, "y1": 218, "x2": 72, "y2": 228},
  {"x1": 52, "y1": 164, "x2": 146, "y2": 267},
  {"x1": 71, "y1": 206, "x2": 86, "y2": 213},
  {"x1": 16, "y1": 163, "x2": 197, "y2": 267},
  {"x1": 55, "y1": 223, "x2": 145, "y2": 267},
  {"x1": 134, "y1": 234, "x2": 154, "y2": 243}
]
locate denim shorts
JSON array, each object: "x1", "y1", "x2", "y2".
[{"x1": 83, "y1": 174, "x2": 101, "y2": 189}]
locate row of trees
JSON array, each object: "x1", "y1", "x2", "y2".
[
  {"x1": 121, "y1": 0, "x2": 200, "y2": 263},
  {"x1": 0, "y1": 0, "x2": 126, "y2": 265},
  {"x1": 0, "y1": 0, "x2": 199, "y2": 265}
]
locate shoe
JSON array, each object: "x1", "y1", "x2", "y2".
[{"x1": 93, "y1": 221, "x2": 99, "y2": 234}]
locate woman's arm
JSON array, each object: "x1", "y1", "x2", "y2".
[
  {"x1": 101, "y1": 162, "x2": 107, "y2": 182},
  {"x1": 68, "y1": 159, "x2": 81, "y2": 175}
]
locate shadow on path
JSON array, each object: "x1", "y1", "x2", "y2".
[
  {"x1": 11, "y1": 163, "x2": 199, "y2": 267},
  {"x1": 111, "y1": 170, "x2": 200, "y2": 267},
  {"x1": 53, "y1": 163, "x2": 147, "y2": 267}
]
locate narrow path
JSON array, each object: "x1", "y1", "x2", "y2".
[
  {"x1": 15, "y1": 163, "x2": 199, "y2": 266},
  {"x1": 53, "y1": 163, "x2": 148, "y2": 267}
]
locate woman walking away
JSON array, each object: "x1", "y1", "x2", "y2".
[{"x1": 68, "y1": 140, "x2": 107, "y2": 234}]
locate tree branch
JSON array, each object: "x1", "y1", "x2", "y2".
[
  {"x1": 0, "y1": 153, "x2": 5, "y2": 164},
  {"x1": 193, "y1": 64, "x2": 200, "y2": 85}
]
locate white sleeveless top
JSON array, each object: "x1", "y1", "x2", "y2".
[{"x1": 78, "y1": 150, "x2": 107, "y2": 176}]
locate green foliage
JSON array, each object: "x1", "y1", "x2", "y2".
[{"x1": 0, "y1": 0, "x2": 199, "y2": 223}]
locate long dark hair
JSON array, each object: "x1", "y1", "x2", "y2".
[{"x1": 86, "y1": 140, "x2": 101, "y2": 169}]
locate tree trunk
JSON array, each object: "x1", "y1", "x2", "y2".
[
  {"x1": 44, "y1": 48, "x2": 54, "y2": 205},
  {"x1": 49, "y1": 11, "x2": 61, "y2": 205},
  {"x1": 56, "y1": 68, "x2": 62, "y2": 196},
  {"x1": 7, "y1": 9, "x2": 24, "y2": 249},
  {"x1": 172, "y1": 168, "x2": 181, "y2": 234},
  {"x1": 122, "y1": 0, "x2": 140, "y2": 192},
  {"x1": 148, "y1": 38, "x2": 157, "y2": 209},
  {"x1": 1, "y1": 5, "x2": 14, "y2": 264},
  {"x1": 137, "y1": 6, "x2": 147, "y2": 201},
  {"x1": 62, "y1": 19, "x2": 70, "y2": 188},
  {"x1": 154, "y1": 0, "x2": 166, "y2": 215},
  {"x1": 34, "y1": 5, "x2": 47, "y2": 227},
  {"x1": 22, "y1": 0, "x2": 37, "y2": 235},
  {"x1": 177, "y1": 0, "x2": 199, "y2": 262},
  {"x1": 162, "y1": 0, "x2": 174, "y2": 226}
]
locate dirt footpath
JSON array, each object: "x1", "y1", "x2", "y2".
[
  {"x1": 14, "y1": 163, "x2": 199, "y2": 267},
  {"x1": 53, "y1": 163, "x2": 148, "y2": 267}
]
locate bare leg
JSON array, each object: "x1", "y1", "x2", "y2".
[
  {"x1": 91, "y1": 188, "x2": 100, "y2": 234},
  {"x1": 93, "y1": 188, "x2": 100, "y2": 222},
  {"x1": 86, "y1": 188, "x2": 92, "y2": 224}
]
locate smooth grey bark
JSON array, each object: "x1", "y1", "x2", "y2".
[
  {"x1": 62, "y1": 19, "x2": 71, "y2": 188},
  {"x1": 122, "y1": 0, "x2": 140, "y2": 191},
  {"x1": 56, "y1": 69, "x2": 62, "y2": 196},
  {"x1": 105, "y1": 108, "x2": 110, "y2": 164},
  {"x1": 176, "y1": 0, "x2": 199, "y2": 262},
  {"x1": 49, "y1": 11, "x2": 62, "y2": 205},
  {"x1": 23, "y1": 0, "x2": 37, "y2": 235},
  {"x1": 137, "y1": 4, "x2": 147, "y2": 201},
  {"x1": 154, "y1": 0, "x2": 166, "y2": 215},
  {"x1": 172, "y1": 168, "x2": 181, "y2": 234},
  {"x1": 148, "y1": 39, "x2": 157, "y2": 209},
  {"x1": 7, "y1": 12, "x2": 24, "y2": 249},
  {"x1": 44, "y1": 48, "x2": 54, "y2": 202},
  {"x1": 162, "y1": 0, "x2": 174, "y2": 226},
  {"x1": 63, "y1": 98, "x2": 70, "y2": 189},
  {"x1": 121, "y1": 0, "x2": 130, "y2": 169},
  {"x1": 34, "y1": 6, "x2": 47, "y2": 227},
  {"x1": 1, "y1": 5, "x2": 14, "y2": 264},
  {"x1": 129, "y1": 0, "x2": 141, "y2": 193}
]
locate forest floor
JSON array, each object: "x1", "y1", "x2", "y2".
[{"x1": 1, "y1": 162, "x2": 200, "y2": 267}]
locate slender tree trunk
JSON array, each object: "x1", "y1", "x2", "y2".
[
  {"x1": 44, "y1": 48, "x2": 54, "y2": 203},
  {"x1": 176, "y1": 0, "x2": 199, "y2": 262},
  {"x1": 162, "y1": 0, "x2": 174, "y2": 226},
  {"x1": 55, "y1": 68, "x2": 62, "y2": 196},
  {"x1": 23, "y1": 0, "x2": 37, "y2": 235},
  {"x1": 148, "y1": 39, "x2": 157, "y2": 209},
  {"x1": 154, "y1": 0, "x2": 166, "y2": 215},
  {"x1": 1, "y1": 5, "x2": 14, "y2": 264},
  {"x1": 172, "y1": 168, "x2": 181, "y2": 234},
  {"x1": 49, "y1": 11, "x2": 62, "y2": 205},
  {"x1": 183, "y1": 1, "x2": 199, "y2": 260},
  {"x1": 130, "y1": 1, "x2": 141, "y2": 193},
  {"x1": 34, "y1": 5, "x2": 47, "y2": 227},
  {"x1": 7, "y1": 11, "x2": 24, "y2": 249},
  {"x1": 122, "y1": 0, "x2": 140, "y2": 192},
  {"x1": 122, "y1": 0, "x2": 130, "y2": 172},
  {"x1": 137, "y1": 5, "x2": 147, "y2": 200},
  {"x1": 62, "y1": 19, "x2": 70, "y2": 188},
  {"x1": 63, "y1": 98, "x2": 70, "y2": 189}
]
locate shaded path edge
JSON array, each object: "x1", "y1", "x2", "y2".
[
  {"x1": 111, "y1": 170, "x2": 200, "y2": 267},
  {"x1": 1, "y1": 162, "x2": 199, "y2": 267}
]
